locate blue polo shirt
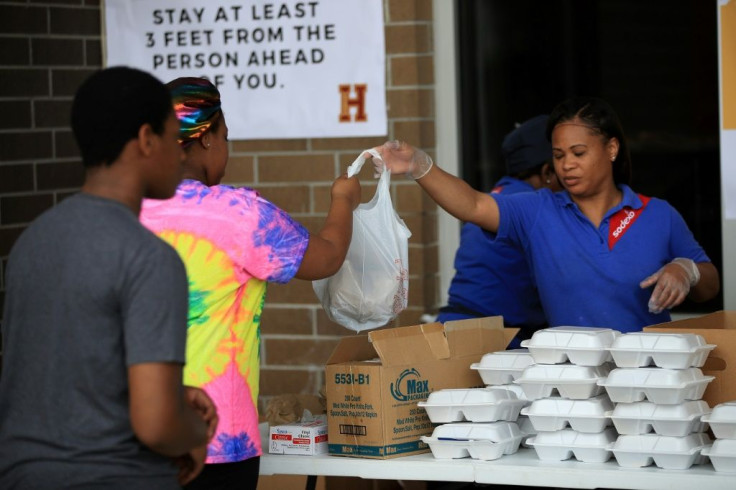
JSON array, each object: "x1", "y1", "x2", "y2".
[
  {"x1": 439, "y1": 176, "x2": 546, "y2": 331},
  {"x1": 494, "y1": 184, "x2": 710, "y2": 332}
]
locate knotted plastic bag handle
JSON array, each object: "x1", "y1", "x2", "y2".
[{"x1": 347, "y1": 148, "x2": 383, "y2": 178}]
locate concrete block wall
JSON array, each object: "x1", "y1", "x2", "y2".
[{"x1": 0, "y1": 0, "x2": 440, "y2": 411}]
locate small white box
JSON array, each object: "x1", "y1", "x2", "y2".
[
  {"x1": 701, "y1": 401, "x2": 736, "y2": 438},
  {"x1": 514, "y1": 363, "x2": 612, "y2": 400},
  {"x1": 607, "y1": 332, "x2": 715, "y2": 369},
  {"x1": 599, "y1": 367, "x2": 714, "y2": 404},
  {"x1": 420, "y1": 422, "x2": 523, "y2": 461},
  {"x1": 418, "y1": 387, "x2": 526, "y2": 423},
  {"x1": 520, "y1": 327, "x2": 620, "y2": 366},
  {"x1": 520, "y1": 394, "x2": 614, "y2": 433},
  {"x1": 269, "y1": 419, "x2": 328, "y2": 455},
  {"x1": 702, "y1": 439, "x2": 736, "y2": 472},
  {"x1": 526, "y1": 427, "x2": 617, "y2": 463},
  {"x1": 608, "y1": 432, "x2": 711, "y2": 470},
  {"x1": 607, "y1": 400, "x2": 710, "y2": 436},
  {"x1": 470, "y1": 349, "x2": 535, "y2": 385}
]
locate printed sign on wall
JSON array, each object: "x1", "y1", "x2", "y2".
[{"x1": 104, "y1": 0, "x2": 387, "y2": 140}]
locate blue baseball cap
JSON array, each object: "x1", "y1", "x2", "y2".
[{"x1": 502, "y1": 114, "x2": 551, "y2": 175}]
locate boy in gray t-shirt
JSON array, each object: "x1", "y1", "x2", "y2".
[{"x1": 0, "y1": 67, "x2": 218, "y2": 489}]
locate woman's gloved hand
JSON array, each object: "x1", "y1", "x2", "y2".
[
  {"x1": 639, "y1": 258, "x2": 701, "y2": 314},
  {"x1": 370, "y1": 140, "x2": 433, "y2": 179}
]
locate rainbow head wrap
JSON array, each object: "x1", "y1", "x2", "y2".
[{"x1": 166, "y1": 77, "x2": 222, "y2": 147}]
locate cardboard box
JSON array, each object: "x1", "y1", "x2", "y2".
[
  {"x1": 325, "y1": 316, "x2": 516, "y2": 459},
  {"x1": 644, "y1": 310, "x2": 736, "y2": 407},
  {"x1": 268, "y1": 418, "x2": 328, "y2": 455}
]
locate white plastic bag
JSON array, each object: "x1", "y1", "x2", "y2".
[{"x1": 312, "y1": 149, "x2": 412, "y2": 332}]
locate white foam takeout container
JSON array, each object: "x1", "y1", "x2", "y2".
[
  {"x1": 420, "y1": 422, "x2": 523, "y2": 461},
  {"x1": 701, "y1": 401, "x2": 736, "y2": 439},
  {"x1": 417, "y1": 387, "x2": 526, "y2": 423},
  {"x1": 470, "y1": 349, "x2": 535, "y2": 385},
  {"x1": 606, "y1": 400, "x2": 710, "y2": 436},
  {"x1": 520, "y1": 394, "x2": 614, "y2": 433},
  {"x1": 702, "y1": 439, "x2": 736, "y2": 473},
  {"x1": 514, "y1": 363, "x2": 612, "y2": 400},
  {"x1": 607, "y1": 332, "x2": 715, "y2": 369},
  {"x1": 598, "y1": 367, "x2": 714, "y2": 404},
  {"x1": 520, "y1": 327, "x2": 620, "y2": 366},
  {"x1": 525, "y1": 428, "x2": 617, "y2": 463},
  {"x1": 608, "y1": 433, "x2": 711, "y2": 470}
]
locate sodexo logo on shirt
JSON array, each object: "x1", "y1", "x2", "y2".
[
  {"x1": 607, "y1": 194, "x2": 651, "y2": 250},
  {"x1": 390, "y1": 368, "x2": 430, "y2": 402},
  {"x1": 612, "y1": 210, "x2": 636, "y2": 238}
]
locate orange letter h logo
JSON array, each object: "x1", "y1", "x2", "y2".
[{"x1": 339, "y1": 84, "x2": 367, "y2": 122}]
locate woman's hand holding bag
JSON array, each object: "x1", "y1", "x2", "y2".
[{"x1": 312, "y1": 149, "x2": 412, "y2": 332}]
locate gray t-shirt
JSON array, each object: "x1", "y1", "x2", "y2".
[{"x1": 0, "y1": 193, "x2": 189, "y2": 489}]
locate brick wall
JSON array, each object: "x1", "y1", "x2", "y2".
[{"x1": 0, "y1": 0, "x2": 440, "y2": 411}]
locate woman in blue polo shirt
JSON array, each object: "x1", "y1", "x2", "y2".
[
  {"x1": 438, "y1": 115, "x2": 561, "y2": 347},
  {"x1": 373, "y1": 96, "x2": 719, "y2": 332}
]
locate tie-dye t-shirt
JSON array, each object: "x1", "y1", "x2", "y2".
[{"x1": 140, "y1": 179, "x2": 309, "y2": 463}]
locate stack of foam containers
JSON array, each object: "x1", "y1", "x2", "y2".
[
  {"x1": 470, "y1": 349, "x2": 536, "y2": 445},
  {"x1": 600, "y1": 332, "x2": 716, "y2": 470},
  {"x1": 701, "y1": 401, "x2": 736, "y2": 472},
  {"x1": 516, "y1": 327, "x2": 619, "y2": 463},
  {"x1": 417, "y1": 350, "x2": 532, "y2": 460}
]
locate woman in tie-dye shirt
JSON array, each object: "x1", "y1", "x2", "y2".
[{"x1": 140, "y1": 77, "x2": 360, "y2": 490}]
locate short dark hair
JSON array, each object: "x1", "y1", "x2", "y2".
[
  {"x1": 546, "y1": 96, "x2": 632, "y2": 186},
  {"x1": 71, "y1": 66, "x2": 172, "y2": 167}
]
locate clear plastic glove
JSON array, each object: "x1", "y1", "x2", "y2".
[
  {"x1": 639, "y1": 258, "x2": 701, "y2": 314},
  {"x1": 371, "y1": 140, "x2": 434, "y2": 179}
]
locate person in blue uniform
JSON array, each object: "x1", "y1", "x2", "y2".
[
  {"x1": 437, "y1": 115, "x2": 561, "y2": 347},
  {"x1": 373, "y1": 96, "x2": 720, "y2": 332}
]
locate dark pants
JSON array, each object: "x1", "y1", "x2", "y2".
[{"x1": 184, "y1": 457, "x2": 260, "y2": 490}]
